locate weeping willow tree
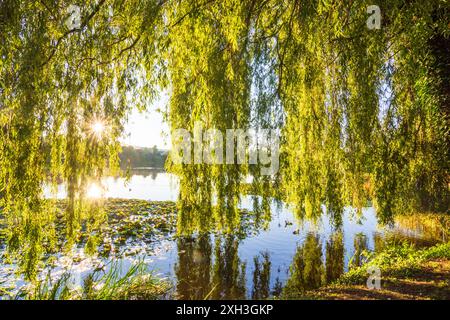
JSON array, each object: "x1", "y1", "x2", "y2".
[
  {"x1": 0, "y1": 0, "x2": 448, "y2": 278},
  {"x1": 267, "y1": 0, "x2": 449, "y2": 223},
  {"x1": 0, "y1": 0, "x2": 166, "y2": 278},
  {"x1": 163, "y1": 0, "x2": 448, "y2": 228}
]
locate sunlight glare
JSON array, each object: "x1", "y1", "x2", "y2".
[
  {"x1": 86, "y1": 183, "x2": 104, "y2": 199},
  {"x1": 91, "y1": 120, "x2": 105, "y2": 139}
]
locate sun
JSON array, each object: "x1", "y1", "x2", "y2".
[
  {"x1": 92, "y1": 121, "x2": 105, "y2": 138},
  {"x1": 92, "y1": 121, "x2": 105, "y2": 135},
  {"x1": 90, "y1": 118, "x2": 107, "y2": 139},
  {"x1": 86, "y1": 183, "x2": 104, "y2": 199}
]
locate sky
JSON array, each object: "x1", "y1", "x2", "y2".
[{"x1": 119, "y1": 94, "x2": 171, "y2": 150}]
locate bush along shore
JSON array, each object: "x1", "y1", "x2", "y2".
[{"x1": 296, "y1": 242, "x2": 450, "y2": 300}]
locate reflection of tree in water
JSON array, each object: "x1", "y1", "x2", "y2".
[
  {"x1": 325, "y1": 231, "x2": 344, "y2": 283},
  {"x1": 283, "y1": 233, "x2": 324, "y2": 296},
  {"x1": 251, "y1": 252, "x2": 271, "y2": 300},
  {"x1": 372, "y1": 214, "x2": 450, "y2": 251},
  {"x1": 210, "y1": 236, "x2": 247, "y2": 299},
  {"x1": 175, "y1": 235, "x2": 213, "y2": 299},
  {"x1": 271, "y1": 277, "x2": 284, "y2": 297},
  {"x1": 250, "y1": 196, "x2": 272, "y2": 231},
  {"x1": 283, "y1": 231, "x2": 345, "y2": 297},
  {"x1": 373, "y1": 232, "x2": 386, "y2": 254},
  {"x1": 350, "y1": 233, "x2": 369, "y2": 269},
  {"x1": 174, "y1": 235, "x2": 246, "y2": 299},
  {"x1": 175, "y1": 235, "x2": 278, "y2": 299},
  {"x1": 395, "y1": 214, "x2": 450, "y2": 243},
  {"x1": 128, "y1": 169, "x2": 163, "y2": 180}
]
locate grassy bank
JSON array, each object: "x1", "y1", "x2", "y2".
[
  {"x1": 300, "y1": 242, "x2": 450, "y2": 300},
  {"x1": 1, "y1": 261, "x2": 171, "y2": 300}
]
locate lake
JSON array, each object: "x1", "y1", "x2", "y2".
[{"x1": 1, "y1": 170, "x2": 447, "y2": 299}]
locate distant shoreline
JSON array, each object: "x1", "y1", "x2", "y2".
[{"x1": 119, "y1": 145, "x2": 168, "y2": 170}]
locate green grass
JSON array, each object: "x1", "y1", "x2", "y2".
[
  {"x1": 422, "y1": 242, "x2": 450, "y2": 260},
  {"x1": 337, "y1": 241, "x2": 450, "y2": 286},
  {"x1": 6, "y1": 261, "x2": 171, "y2": 300}
]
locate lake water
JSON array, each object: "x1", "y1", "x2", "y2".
[{"x1": 1, "y1": 170, "x2": 447, "y2": 299}]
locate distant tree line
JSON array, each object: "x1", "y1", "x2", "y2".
[{"x1": 119, "y1": 146, "x2": 168, "y2": 169}]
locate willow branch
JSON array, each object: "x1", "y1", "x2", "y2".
[{"x1": 40, "y1": 0, "x2": 107, "y2": 67}]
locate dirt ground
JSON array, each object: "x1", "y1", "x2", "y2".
[{"x1": 308, "y1": 260, "x2": 450, "y2": 300}]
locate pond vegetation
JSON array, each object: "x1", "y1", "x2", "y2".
[{"x1": 1, "y1": 195, "x2": 448, "y2": 300}]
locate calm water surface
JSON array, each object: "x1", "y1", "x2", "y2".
[{"x1": 1, "y1": 170, "x2": 447, "y2": 299}]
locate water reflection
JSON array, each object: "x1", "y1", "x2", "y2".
[
  {"x1": 283, "y1": 234, "x2": 324, "y2": 296},
  {"x1": 169, "y1": 216, "x2": 447, "y2": 299},
  {"x1": 128, "y1": 168, "x2": 165, "y2": 180},
  {"x1": 325, "y1": 232, "x2": 344, "y2": 283},
  {"x1": 175, "y1": 235, "x2": 247, "y2": 300},
  {"x1": 251, "y1": 252, "x2": 271, "y2": 300},
  {"x1": 350, "y1": 233, "x2": 369, "y2": 269},
  {"x1": 2, "y1": 171, "x2": 449, "y2": 299},
  {"x1": 43, "y1": 169, "x2": 178, "y2": 201},
  {"x1": 175, "y1": 236, "x2": 214, "y2": 299}
]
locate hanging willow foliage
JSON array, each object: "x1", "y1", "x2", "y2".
[
  {"x1": 0, "y1": 0, "x2": 448, "y2": 278},
  {"x1": 0, "y1": 0, "x2": 165, "y2": 278},
  {"x1": 163, "y1": 0, "x2": 449, "y2": 227}
]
